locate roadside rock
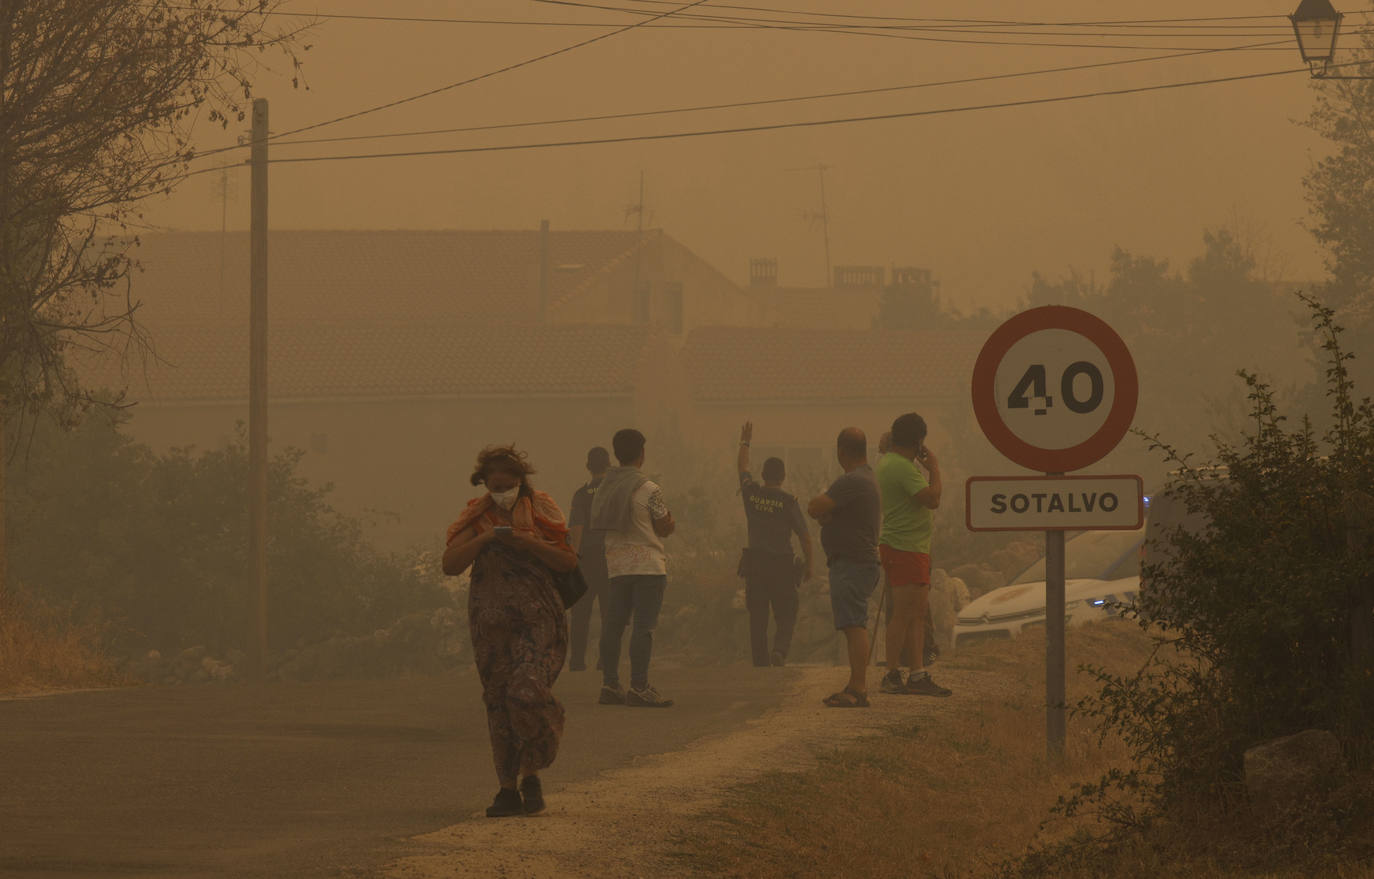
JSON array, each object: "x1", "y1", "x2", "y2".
[{"x1": 1244, "y1": 729, "x2": 1348, "y2": 810}]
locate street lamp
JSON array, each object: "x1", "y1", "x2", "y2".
[{"x1": 1291, "y1": 0, "x2": 1374, "y2": 78}]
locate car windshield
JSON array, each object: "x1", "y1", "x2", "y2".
[{"x1": 1010, "y1": 528, "x2": 1144, "y2": 585}]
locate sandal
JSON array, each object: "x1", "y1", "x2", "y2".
[{"x1": 822, "y1": 686, "x2": 869, "y2": 708}]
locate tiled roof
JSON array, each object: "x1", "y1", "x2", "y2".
[
  {"x1": 753, "y1": 286, "x2": 884, "y2": 329},
  {"x1": 683, "y1": 327, "x2": 986, "y2": 402},
  {"x1": 125, "y1": 229, "x2": 654, "y2": 326},
  {"x1": 83, "y1": 321, "x2": 659, "y2": 403}
]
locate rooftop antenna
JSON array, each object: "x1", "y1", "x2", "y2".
[{"x1": 788, "y1": 163, "x2": 832, "y2": 287}]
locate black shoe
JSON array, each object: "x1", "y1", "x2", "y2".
[
  {"x1": 904, "y1": 674, "x2": 952, "y2": 697},
  {"x1": 599, "y1": 684, "x2": 625, "y2": 705},
  {"x1": 486, "y1": 788, "x2": 523, "y2": 818},
  {"x1": 879, "y1": 669, "x2": 906, "y2": 694},
  {"x1": 626, "y1": 684, "x2": 674, "y2": 707},
  {"x1": 520, "y1": 776, "x2": 545, "y2": 815}
]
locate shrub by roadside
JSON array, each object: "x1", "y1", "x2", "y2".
[{"x1": 0, "y1": 585, "x2": 126, "y2": 694}]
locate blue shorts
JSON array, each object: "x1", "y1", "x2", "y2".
[{"x1": 828, "y1": 557, "x2": 880, "y2": 631}]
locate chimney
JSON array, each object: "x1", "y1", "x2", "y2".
[
  {"x1": 538, "y1": 219, "x2": 550, "y2": 322},
  {"x1": 749, "y1": 257, "x2": 778, "y2": 287}
]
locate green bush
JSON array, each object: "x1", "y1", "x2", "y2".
[
  {"x1": 6, "y1": 408, "x2": 451, "y2": 657},
  {"x1": 1064, "y1": 292, "x2": 1374, "y2": 815}
]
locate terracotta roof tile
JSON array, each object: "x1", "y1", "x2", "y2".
[{"x1": 683, "y1": 326, "x2": 985, "y2": 402}]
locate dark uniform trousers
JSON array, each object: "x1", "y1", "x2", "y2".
[
  {"x1": 569, "y1": 545, "x2": 609, "y2": 670},
  {"x1": 743, "y1": 550, "x2": 799, "y2": 666}
]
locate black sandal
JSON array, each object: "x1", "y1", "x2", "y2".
[{"x1": 822, "y1": 686, "x2": 870, "y2": 708}]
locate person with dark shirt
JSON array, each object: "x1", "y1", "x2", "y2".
[
  {"x1": 807, "y1": 427, "x2": 881, "y2": 708},
  {"x1": 567, "y1": 446, "x2": 611, "y2": 672},
  {"x1": 736, "y1": 421, "x2": 814, "y2": 667}
]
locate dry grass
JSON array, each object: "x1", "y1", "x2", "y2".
[
  {"x1": 0, "y1": 585, "x2": 126, "y2": 694},
  {"x1": 674, "y1": 619, "x2": 1374, "y2": 879}
]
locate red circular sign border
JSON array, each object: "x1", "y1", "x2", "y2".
[{"x1": 971, "y1": 306, "x2": 1138, "y2": 473}]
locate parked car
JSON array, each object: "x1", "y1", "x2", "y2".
[{"x1": 953, "y1": 526, "x2": 1145, "y2": 650}]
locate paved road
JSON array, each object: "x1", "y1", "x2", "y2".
[{"x1": 0, "y1": 665, "x2": 796, "y2": 878}]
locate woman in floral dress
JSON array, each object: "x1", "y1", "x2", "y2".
[{"x1": 443, "y1": 445, "x2": 578, "y2": 817}]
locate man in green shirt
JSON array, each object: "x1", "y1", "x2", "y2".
[{"x1": 875, "y1": 413, "x2": 951, "y2": 697}]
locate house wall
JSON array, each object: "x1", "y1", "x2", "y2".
[
  {"x1": 125, "y1": 395, "x2": 642, "y2": 551},
  {"x1": 553, "y1": 236, "x2": 759, "y2": 337}
]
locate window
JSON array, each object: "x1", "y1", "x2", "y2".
[
  {"x1": 633, "y1": 281, "x2": 651, "y2": 324},
  {"x1": 664, "y1": 281, "x2": 684, "y2": 335}
]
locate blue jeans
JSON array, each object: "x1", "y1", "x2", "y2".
[{"x1": 600, "y1": 574, "x2": 667, "y2": 688}]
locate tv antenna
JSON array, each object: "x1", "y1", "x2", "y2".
[{"x1": 788, "y1": 163, "x2": 832, "y2": 287}]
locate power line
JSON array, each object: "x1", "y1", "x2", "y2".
[
  {"x1": 620, "y1": 0, "x2": 1369, "y2": 28},
  {"x1": 203, "y1": 64, "x2": 1311, "y2": 170},
  {"x1": 261, "y1": 37, "x2": 1293, "y2": 150},
  {"x1": 527, "y1": 0, "x2": 1309, "y2": 50},
  {"x1": 254, "y1": 0, "x2": 717, "y2": 146}
]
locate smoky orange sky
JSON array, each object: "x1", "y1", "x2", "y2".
[{"x1": 144, "y1": 0, "x2": 1344, "y2": 310}]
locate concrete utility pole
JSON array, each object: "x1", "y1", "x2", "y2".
[{"x1": 249, "y1": 98, "x2": 269, "y2": 679}]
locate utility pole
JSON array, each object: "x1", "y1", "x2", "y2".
[
  {"x1": 248, "y1": 98, "x2": 269, "y2": 680},
  {"x1": 789, "y1": 163, "x2": 832, "y2": 287}
]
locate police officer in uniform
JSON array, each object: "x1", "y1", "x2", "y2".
[{"x1": 736, "y1": 422, "x2": 813, "y2": 667}]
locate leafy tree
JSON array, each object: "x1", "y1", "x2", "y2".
[
  {"x1": 1027, "y1": 230, "x2": 1304, "y2": 467},
  {"x1": 0, "y1": 1, "x2": 304, "y2": 414},
  {"x1": 1304, "y1": 73, "x2": 1374, "y2": 335},
  {"x1": 0, "y1": 0, "x2": 306, "y2": 601}
]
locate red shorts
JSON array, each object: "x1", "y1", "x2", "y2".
[{"x1": 879, "y1": 545, "x2": 931, "y2": 588}]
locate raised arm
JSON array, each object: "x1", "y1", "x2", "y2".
[
  {"x1": 737, "y1": 421, "x2": 753, "y2": 475},
  {"x1": 913, "y1": 447, "x2": 943, "y2": 510}
]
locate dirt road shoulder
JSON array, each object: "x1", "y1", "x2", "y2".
[{"x1": 385, "y1": 663, "x2": 1005, "y2": 879}]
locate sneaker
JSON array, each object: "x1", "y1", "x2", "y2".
[
  {"x1": 879, "y1": 669, "x2": 906, "y2": 694},
  {"x1": 626, "y1": 684, "x2": 674, "y2": 707},
  {"x1": 599, "y1": 684, "x2": 625, "y2": 705},
  {"x1": 485, "y1": 788, "x2": 523, "y2": 818},
  {"x1": 520, "y1": 775, "x2": 545, "y2": 815},
  {"x1": 904, "y1": 674, "x2": 952, "y2": 697}
]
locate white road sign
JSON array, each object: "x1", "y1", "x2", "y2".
[
  {"x1": 966, "y1": 475, "x2": 1145, "y2": 532},
  {"x1": 972, "y1": 306, "x2": 1138, "y2": 474}
]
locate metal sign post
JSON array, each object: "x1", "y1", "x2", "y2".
[{"x1": 968, "y1": 306, "x2": 1139, "y2": 762}]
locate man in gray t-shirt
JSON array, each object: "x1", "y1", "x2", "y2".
[{"x1": 808, "y1": 427, "x2": 881, "y2": 708}]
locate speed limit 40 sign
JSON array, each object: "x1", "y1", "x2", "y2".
[{"x1": 971, "y1": 306, "x2": 1138, "y2": 473}]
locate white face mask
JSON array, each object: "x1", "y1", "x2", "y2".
[{"x1": 490, "y1": 487, "x2": 521, "y2": 511}]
